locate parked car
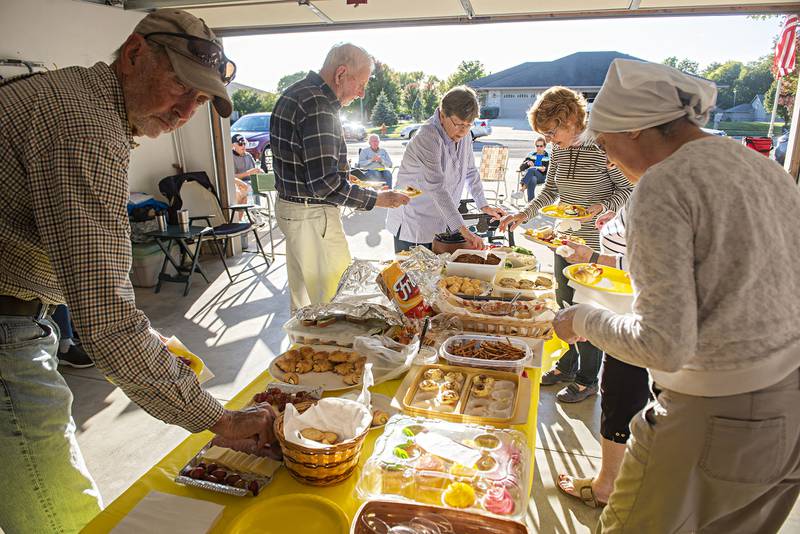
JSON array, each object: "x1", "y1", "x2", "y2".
[
  {"x1": 400, "y1": 119, "x2": 492, "y2": 140},
  {"x1": 342, "y1": 120, "x2": 367, "y2": 141},
  {"x1": 231, "y1": 112, "x2": 271, "y2": 163},
  {"x1": 701, "y1": 127, "x2": 727, "y2": 136}
]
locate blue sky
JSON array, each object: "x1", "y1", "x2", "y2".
[{"x1": 224, "y1": 15, "x2": 782, "y2": 92}]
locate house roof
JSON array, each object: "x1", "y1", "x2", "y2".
[
  {"x1": 468, "y1": 51, "x2": 644, "y2": 90},
  {"x1": 725, "y1": 102, "x2": 756, "y2": 113},
  {"x1": 226, "y1": 81, "x2": 272, "y2": 97}
]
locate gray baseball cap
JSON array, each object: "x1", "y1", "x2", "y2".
[{"x1": 134, "y1": 9, "x2": 234, "y2": 118}]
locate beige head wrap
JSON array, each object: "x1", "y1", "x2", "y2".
[{"x1": 587, "y1": 59, "x2": 717, "y2": 134}]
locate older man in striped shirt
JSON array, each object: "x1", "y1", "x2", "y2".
[{"x1": 0, "y1": 10, "x2": 277, "y2": 532}]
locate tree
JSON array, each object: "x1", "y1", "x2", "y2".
[
  {"x1": 420, "y1": 76, "x2": 441, "y2": 117},
  {"x1": 231, "y1": 89, "x2": 278, "y2": 115},
  {"x1": 232, "y1": 89, "x2": 265, "y2": 115},
  {"x1": 401, "y1": 82, "x2": 421, "y2": 115},
  {"x1": 277, "y1": 70, "x2": 308, "y2": 92},
  {"x1": 411, "y1": 96, "x2": 424, "y2": 122},
  {"x1": 765, "y1": 70, "x2": 798, "y2": 125},
  {"x1": 662, "y1": 56, "x2": 699, "y2": 74},
  {"x1": 397, "y1": 70, "x2": 425, "y2": 86},
  {"x1": 370, "y1": 91, "x2": 398, "y2": 127},
  {"x1": 444, "y1": 60, "x2": 487, "y2": 91},
  {"x1": 703, "y1": 61, "x2": 745, "y2": 109},
  {"x1": 364, "y1": 61, "x2": 401, "y2": 118},
  {"x1": 259, "y1": 92, "x2": 278, "y2": 112}
]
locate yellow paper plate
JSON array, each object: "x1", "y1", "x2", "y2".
[
  {"x1": 563, "y1": 263, "x2": 633, "y2": 295},
  {"x1": 227, "y1": 494, "x2": 348, "y2": 534},
  {"x1": 541, "y1": 204, "x2": 592, "y2": 220},
  {"x1": 164, "y1": 338, "x2": 205, "y2": 378}
]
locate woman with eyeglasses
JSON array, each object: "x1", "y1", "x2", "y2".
[
  {"x1": 386, "y1": 86, "x2": 505, "y2": 252},
  {"x1": 518, "y1": 136, "x2": 550, "y2": 201},
  {"x1": 499, "y1": 86, "x2": 633, "y2": 404}
]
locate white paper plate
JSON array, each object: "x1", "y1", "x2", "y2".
[
  {"x1": 268, "y1": 346, "x2": 363, "y2": 392},
  {"x1": 340, "y1": 392, "x2": 399, "y2": 428}
]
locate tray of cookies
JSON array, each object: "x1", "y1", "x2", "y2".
[
  {"x1": 269, "y1": 345, "x2": 366, "y2": 391},
  {"x1": 401, "y1": 364, "x2": 521, "y2": 426},
  {"x1": 356, "y1": 414, "x2": 530, "y2": 522}
]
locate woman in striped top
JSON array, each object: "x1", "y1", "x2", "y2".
[
  {"x1": 555, "y1": 208, "x2": 651, "y2": 508},
  {"x1": 499, "y1": 86, "x2": 633, "y2": 403}
]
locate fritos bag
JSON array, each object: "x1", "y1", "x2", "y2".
[{"x1": 378, "y1": 261, "x2": 432, "y2": 319}]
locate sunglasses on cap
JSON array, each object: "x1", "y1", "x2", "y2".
[
  {"x1": 235, "y1": 140, "x2": 246, "y2": 146},
  {"x1": 144, "y1": 31, "x2": 237, "y2": 85}
]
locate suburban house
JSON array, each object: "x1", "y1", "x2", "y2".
[
  {"x1": 723, "y1": 95, "x2": 768, "y2": 122},
  {"x1": 469, "y1": 51, "x2": 644, "y2": 119}
]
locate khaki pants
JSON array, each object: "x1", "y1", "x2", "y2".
[
  {"x1": 275, "y1": 199, "x2": 351, "y2": 312},
  {"x1": 599, "y1": 368, "x2": 800, "y2": 534}
]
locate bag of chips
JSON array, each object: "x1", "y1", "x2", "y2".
[{"x1": 378, "y1": 261, "x2": 432, "y2": 319}]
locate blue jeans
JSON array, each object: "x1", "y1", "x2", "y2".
[
  {"x1": 521, "y1": 168, "x2": 546, "y2": 201},
  {"x1": 52, "y1": 304, "x2": 73, "y2": 340},
  {"x1": 364, "y1": 169, "x2": 393, "y2": 188},
  {"x1": 0, "y1": 314, "x2": 102, "y2": 533}
]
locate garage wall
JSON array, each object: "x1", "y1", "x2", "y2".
[{"x1": 0, "y1": 0, "x2": 221, "y2": 199}]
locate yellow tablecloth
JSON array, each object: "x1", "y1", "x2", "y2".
[{"x1": 82, "y1": 338, "x2": 565, "y2": 533}]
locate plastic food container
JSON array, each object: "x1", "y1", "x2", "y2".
[
  {"x1": 356, "y1": 415, "x2": 530, "y2": 522},
  {"x1": 283, "y1": 316, "x2": 384, "y2": 348},
  {"x1": 492, "y1": 271, "x2": 555, "y2": 300},
  {"x1": 445, "y1": 250, "x2": 507, "y2": 282},
  {"x1": 440, "y1": 334, "x2": 532, "y2": 375}
]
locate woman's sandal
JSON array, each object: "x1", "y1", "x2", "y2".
[{"x1": 556, "y1": 474, "x2": 607, "y2": 509}]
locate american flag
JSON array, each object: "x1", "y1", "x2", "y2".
[{"x1": 774, "y1": 14, "x2": 798, "y2": 78}]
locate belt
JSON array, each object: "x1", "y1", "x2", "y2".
[
  {"x1": 0, "y1": 295, "x2": 55, "y2": 318},
  {"x1": 279, "y1": 195, "x2": 335, "y2": 206}
]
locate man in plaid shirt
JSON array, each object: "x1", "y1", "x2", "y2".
[
  {"x1": 0, "y1": 10, "x2": 276, "y2": 532},
  {"x1": 271, "y1": 43, "x2": 409, "y2": 311}
]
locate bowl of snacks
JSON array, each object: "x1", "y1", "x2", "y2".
[
  {"x1": 440, "y1": 334, "x2": 532, "y2": 375},
  {"x1": 437, "y1": 275, "x2": 492, "y2": 297}
]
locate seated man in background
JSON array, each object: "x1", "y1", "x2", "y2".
[
  {"x1": 232, "y1": 133, "x2": 259, "y2": 206},
  {"x1": 357, "y1": 133, "x2": 393, "y2": 187}
]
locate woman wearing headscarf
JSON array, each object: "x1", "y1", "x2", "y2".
[{"x1": 554, "y1": 59, "x2": 800, "y2": 533}]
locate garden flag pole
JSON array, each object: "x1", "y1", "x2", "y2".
[{"x1": 768, "y1": 14, "x2": 798, "y2": 137}]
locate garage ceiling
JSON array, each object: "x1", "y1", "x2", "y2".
[{"x1": 121, "y1": 0, "x2": 800, "y2": 36}]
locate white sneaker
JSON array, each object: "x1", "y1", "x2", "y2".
[{"x1": 511, "y1": 191, "x2": 524, "y2": 200}]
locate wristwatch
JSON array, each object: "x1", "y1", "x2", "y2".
[{"x1": 589, "y1": 251, "x2": 600, "y2": 264}]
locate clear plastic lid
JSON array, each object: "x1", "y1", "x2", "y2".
[{"x1": 357, "y1": 415, "x2": 530, "y2": 521}]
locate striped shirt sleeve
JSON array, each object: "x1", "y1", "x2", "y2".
[{"x1": 602, "y1": 165, "x2": 633, "y2": 212}]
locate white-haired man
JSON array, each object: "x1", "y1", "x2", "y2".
[
  {"x1": 0, "y1": 10, "x2": 277, "y2": 532},
  {"x1": 271, "y1": 43, "x2": 409, "y2": 311},
  {"x1": 358, "y1": 133, "x2": 393, "y2": 187}
]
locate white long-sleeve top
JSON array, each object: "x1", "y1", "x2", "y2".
[
  {"x1": 386, "y1": 112, "x2": 488, "y2": 243},
  {"x1": 573, "y1": 135, "x2": 800, "y2": 397}
]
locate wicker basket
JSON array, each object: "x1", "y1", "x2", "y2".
[
  {"x1": 455, "y1": 313, "x2": 553, "y2": 339},
  {"x1": 274, "y1": 400, "x2": 371, "y2": 486}
]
